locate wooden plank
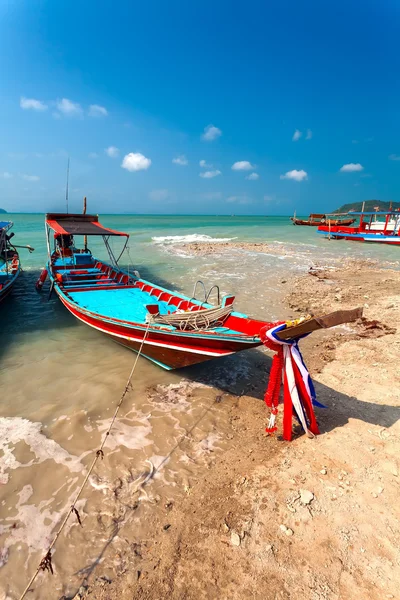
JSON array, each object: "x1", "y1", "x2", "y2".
[{"x1": 276, "y1": 307, "x2": 363, "y2": 340}]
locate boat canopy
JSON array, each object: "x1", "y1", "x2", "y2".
[
  {"x1": 45, "y1": 213, "x2": 128, "y2": 237},
  {"x1": 0, "y1": 221, "x2": 12, "y2": 231},
  {"x1": 349, "y1": 211, "x2": 400, "y2": 216}
]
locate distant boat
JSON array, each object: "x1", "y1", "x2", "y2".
[
  {"x1": 290, "y1": 213, "x2": 356, "y2": 226},
  {"x1": 0, "y1": 222, "x2": 21, "y2": 302},
  {"x1": 317, "y1": 210, "x2": 400, "y2": 245},
  {"x1": 42, "y1": 212, "x2": 360, "y2": 370}
]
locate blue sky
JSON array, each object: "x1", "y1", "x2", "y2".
[{"x1": 1, "y1": 0, "x2": 399, "y2": 215}]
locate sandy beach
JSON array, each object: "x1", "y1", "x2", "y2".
[{"x1": 73, "y1": 243, "x2": 400, "y2": 600}]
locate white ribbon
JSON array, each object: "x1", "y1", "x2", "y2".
[{"x1": 266, "y1": 324, "x2": 314, "y2": 438}]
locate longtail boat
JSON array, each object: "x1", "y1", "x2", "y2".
[
  {"x1": 42, "y1": 212, "x2": 361, "y2": 371},
  {"x1": 317, "y1": 211, "x2": 400, "y2": 245},
  {"x1": 290, "y1": 213, "x2": 356, "y2": 226},
  {"x1": 0, "y1": 221, "x2": 21, "y2": 303}
]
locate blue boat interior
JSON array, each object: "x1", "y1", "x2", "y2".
[{"x1": 51, "y1": 254, "x2": 248, "y2": 332}]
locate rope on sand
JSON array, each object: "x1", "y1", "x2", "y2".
[{"x1": 18, "y1": 325, "x2": 151, "y2": 600}]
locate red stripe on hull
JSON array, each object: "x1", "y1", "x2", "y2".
[{"x1": 58, "y1": 294, "x2": 262, "y2": 369}]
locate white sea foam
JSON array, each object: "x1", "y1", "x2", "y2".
[
  {"x1": 96, "y1": 414, "x2": 153, "y2": 452},
  {"x1": 0, "y1": 483, "x2": 86, "y2": 559},
  {"x1": 152, "y1": 234, "x2": 236, "y2": 244},
  {"x1": 0, "y1": 417, "x2": 84, "y2": 485}
]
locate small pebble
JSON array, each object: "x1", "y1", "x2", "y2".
[
  {"x1": 230, "y1": 532, "x2": 241, "y2": 546},
  {"x1": 320, "y1": 469, "x2": 327, "y2": 475},
  {"x1": 300, "y1": 489, "x2": 314, "y2": 505},
  {"x1": 285, "y1": 528, "x2": 294, "y2": 536},
  {"x1": 279, "y1": 524, "x2": 288, "y2": 533}
]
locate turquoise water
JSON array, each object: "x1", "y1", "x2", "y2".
[
  {"x1": 6, "y1": 213, "x2": 400, "y2": 272},
  {"x1": 1, "y1": 213, "x2": 399, "y2": 598}
]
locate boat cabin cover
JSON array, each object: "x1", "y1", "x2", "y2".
[{"x1": 45, "y1": 213, "x2": 128, "y2": 237}]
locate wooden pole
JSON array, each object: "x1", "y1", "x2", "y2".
[{"x1": 83, "y1": 196, "x2": 87, "y2": 250}]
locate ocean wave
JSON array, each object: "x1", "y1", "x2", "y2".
[{"x1": 152, "y1": 234, "x2": 237, "y2": 244}]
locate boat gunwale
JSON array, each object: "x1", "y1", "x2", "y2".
[{"x1": 48, "y1": 263, "x2": 263, "y2": 343}]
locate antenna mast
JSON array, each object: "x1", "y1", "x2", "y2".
[{"x1": 65, "y1": 157, "x2": 70, "y2": 213}]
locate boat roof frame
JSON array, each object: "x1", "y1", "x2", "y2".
[
  {"x1": 45, "y1": 213, "x2": 129, "y2": 266},
  {"x1": 45, "y1": 213, "x2": 129, "y2": 237}
]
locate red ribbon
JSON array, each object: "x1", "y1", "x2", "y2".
[{"x1": 260, "y1": 322, "x2": 320, "y2": 441}]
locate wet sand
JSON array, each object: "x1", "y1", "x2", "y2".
[
  {"x1": 2, "y1": 241, "x2": 400, "y2": 599},
  {"x1": 85, "y1": 251, "x2": 400, "y2": 600}
]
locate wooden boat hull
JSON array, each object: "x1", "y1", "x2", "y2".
[
  {"x1": 56, "y1": 288, "x2": 263, "y2": 370},
  {"x1": 317, "y1": 227, "x2": 400, "y2": 245},
  {"x1": 291, "y1": 218, "x2": 356, "y2": 226},
  {"x1": 0, "y1": 264, "x2": 20, "y2": 303},
  {"x1": 43, "y1": 213, "x2": 278, "y2": 369}
]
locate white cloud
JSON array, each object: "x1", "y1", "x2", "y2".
[
  {"x1": 231, "y1": 161, "x2": 255, "y2": 171},
  {"x1": 201, "y1": 124, "x2": 222, "y2": 142},
  {"x1": 199, "y1": 159, "x2": 212, "y2": 168},
  {"x1": 199, "y1": 170, "x2": 221, "y2": 178},
  {"x1": 22, "y1": 174, "x2": 40, "y2": 182},
  {"x1": 172, "y1": 155, "x2": 188, "y2": 166},
  {"x1": 280, "y1": 169, "x2": 308, "y2": 182},
  {"x1": 105, "y1": 146, "x2": 119, "y2": 158},
  {"x1": 1, "y1": 172, "x2": 13, "y2": 179},
  {"x1": 339, "y1": 163, "x2": 364, "y2": 173},
  {"x1": 246, "y1": 172, "x2": 259, "y2": 180},
  {"x1": 292, "y1": 129, "x2": 302, "y2": 141},
  {"x1": 121, "y1": 152, "x2": 151, "y2": 172},
  {"x1": 306, "y1": 129, "x2": 313, "y2": 140},
  {"x1": 56, "y1": 98, "x2": 83, "y2": 118},
  {"x1": 20, "y1": 97, "x2": 48, "y2": 111},
  {"x1": 149, "y1": 189, "x2": 169, "y2": 201},
  {"x1": 88, "y1": 152, "x2": 99, "y2": 159},
  {"x1": 88, "y1": 104, "x2": 108, "y2": 117},
  {"x1": 389, "y1": 154, "x2": 400, "y2": 161},
  {"x1": 226, "y1": 195, "x2": 252, "y2": 205}
]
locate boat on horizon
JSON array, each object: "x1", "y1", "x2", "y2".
[
  {"x1": 317, "y1": 210, "x2": 400, "y2": 245},
  {"x1": 290, "y1": 212, "x2": 356, "y2": 227},
  {"x1": 41, "y1": 212, "x2": 360, "y2": 370}
]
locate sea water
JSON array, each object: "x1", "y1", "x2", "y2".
[{"x1": 0, "y1": 213, "x2": 398, "y2": 598}]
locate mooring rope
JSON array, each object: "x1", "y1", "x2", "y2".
[{"x1": 18, "y1": 324, "x2": 151, "y2": 600}]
